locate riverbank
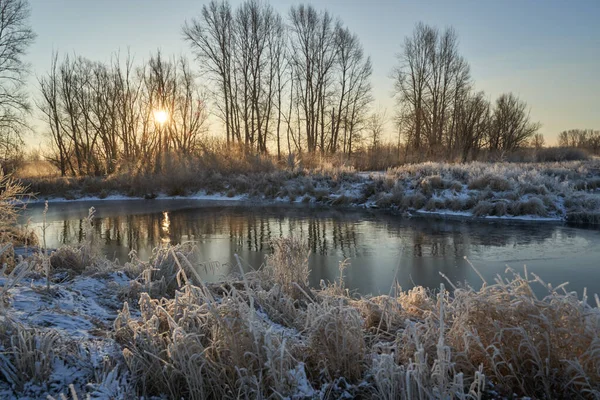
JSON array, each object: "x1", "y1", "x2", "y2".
[
  {"x1": 22, "y1": 160, "x2": 600, "y2": 225},
  {"x1": 1, "y1": 238, "x2": 598, "y2": 399}
]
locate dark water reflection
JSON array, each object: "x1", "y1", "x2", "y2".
[{"x1": 22, "y1": 200, "x2": 600, "y2": 296}]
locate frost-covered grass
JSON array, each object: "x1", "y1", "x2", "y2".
[
  {"x1": 25, "y1": 159, "x2": 600, "y2": 225},
  {"x1": 377, "y1": 160, "x2": 600, "y2": 223},
  {"x1": 1, "y1": 236, "x2": 599, "y2": 399}
]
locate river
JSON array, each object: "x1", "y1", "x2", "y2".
[{"x1": 21, "y1": 199, "x2": 600, "y2": 297}]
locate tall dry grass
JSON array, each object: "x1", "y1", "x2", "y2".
[
  {"x1": 1, "y1": 209, "x2": 599, "y2": 399},
  {"x1": 108, "y1": 238, "x2": 600, "y2": 399}
]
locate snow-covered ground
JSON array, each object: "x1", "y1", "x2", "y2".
[{"x1": 0, "y1": 272, "x2": 132, "y2": 399}]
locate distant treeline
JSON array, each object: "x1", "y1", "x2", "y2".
[
  {"x1": 0, "y1": 0, "x2": 594, "y2": 177},
  {"x1": 558, "y1": 129, "x2": 600, "y2": 154}
]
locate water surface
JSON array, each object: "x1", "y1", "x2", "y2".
[{"x1": 22, "y1": 200, "x2": 600, "y2": 296}]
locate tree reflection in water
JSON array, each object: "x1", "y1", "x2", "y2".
[{"x1": 23, "y1": 201, "x2": 598, "y2": 296}]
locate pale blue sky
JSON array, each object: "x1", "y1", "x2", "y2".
[{"x1": 27, "y1": 0, "x2": 600, "y2": 145}]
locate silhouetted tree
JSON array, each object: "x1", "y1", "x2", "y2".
[
  {"x1": 488, "y1": 93, "x2": 540, "y2": 153},
  {"x1": 365, "y1": 108, "x2": 386, "y2": 150},
  {"x1": 0, "y1": 0, "x2": 35, "y2": 164},
  {"x1": 392, "y1": 23, "x2": 470, "y2": 158},
  {"x1": 454, "y1": 91, "x2": 490, "y2": 162},
  {"x1": 184, "y1": 1, "x2": 236, "y2": 144},
  {"x1": 529, "y1": 133, "x2": 545, "y2": 149},
  {"x1": 558, "y1": 129, "x2": 600, "y2": 154},
  {"x1": 38, "y1": 52, "x2": 207, "y2": 176}
]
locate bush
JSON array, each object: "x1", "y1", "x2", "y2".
[
  {"x1": 402, "y1": 193, "x2": 427, "y2": 209},
  {"x1": 468, "y1": 175, "x2": 512, "y2": 191},
  {"x1": 265, "y1": 238, "x2": 310, "y2": 298},
  {"x1": 535, "y1": 147, "x2": 589, "y2": 162},
  {"x1": 510, "y1": 197, "x2": 548, "y2": 216},
  {"x1": 473, "y1": 201, "x2": 494, "y2": 217}
]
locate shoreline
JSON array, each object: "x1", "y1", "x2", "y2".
[
  {"x1": 23, "y1": 191, "x2": 572, "y2": 227},
  {"x1": 20, "y1": 160, "x2": 600, "y2": 226}
]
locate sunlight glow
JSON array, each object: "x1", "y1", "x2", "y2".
[
  {"x1": 161, "y1": 211, "x2": 170, "y2": 244},
  {"x1": 154, "y1": 110, "x2": 169, "y2": 125}
]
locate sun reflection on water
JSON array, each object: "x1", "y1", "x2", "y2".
[{"x1": 161, "y1": 211, "x2": 170, "y2": 243}]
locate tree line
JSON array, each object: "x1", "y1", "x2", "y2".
[
  {"x1": 3, "y1": 0, "x2": 591, "y2": 176},
  {"x1": 392, "y1": 23, "x2": 541, "y2": 162},
  {"x1": 38, "y1": 52, "x2": 207, "y2": 176},
  {"x1": 183, "y1": 1, "x2": 372, "y2": 157},
  {"x1": 558, "y1": 129, "x2": 600, "y2": 154}
]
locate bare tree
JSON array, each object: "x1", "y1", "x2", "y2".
[
  {"x1": 112, "y1": 51, "x2": 143, "y2": 162},
  {"x1": 332, "y1": 24, "x2": 372, "y2": 154},
  {"x1": 39, "y1": 51, "x2": 208, "y2": 176},
  {"x1": 233, "y1": 0, "x2": 283, "y2": 152},
  {"x1": 392, "y1": 23, "x2": 471, "y2": 158},
  {"x1": 0, "y1": 0, "x2": 35, "y2": 164},
  {"x1": 453, "y1": 90, "x2": 490, "y2": 162},
  {"x1": 184, "y1": 1, "x2": 236, "y2": 144},
  {"x1": 488, "y1": 93, "x2": 540, "y2": 153},
  {"x1": 558, "y1": 129, "x2": 600, "y2": 154},
  {"x1": 270, "y1": 12, "x2": 288, "y2": 160},
  {"x1": 529, "y1": 133, "x2": 545, "y2": 149},
  {"x1": 38, "y1": 53, "x2": 71, "y2": 176},
  {"x1": 392, "y1": 22, "x2": 433, "y2": 153},
  {"x1": 424, "y1": 27, "x2": 470, "y2": 155},
  {"x1": 365, "y1": 108, "x2": 386, "y2": 150},
  {"x1": 288, "y1": 4, "x2": 338, "y2": 153}
]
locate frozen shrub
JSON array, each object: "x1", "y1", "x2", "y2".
[
  {"x1": 464, "y1": 196, "x2": 478, "y2": 210},
  {"x1": 128, "y1": 243, "x2": 203, "y2": 298},
  {"x1": 2, "y1": 235, "x2": 600, "y2": 398},
  {"x1": 305, "y1": 299, "x2": 365, "y2": 381},
  {"x1": 230, "y1": 175, "x2": 251, "y2": 192},
  {"x1": 403, "y1": 193, "x2": 427, "y2": 209},
  {"x1": 266, "y1": 237, "x2": 310, "y2": 298},
  {"x1": 331, "y1": 194, "x2": 353, "y2": 206},
  {"x1": 473, "y1": 201, "x2": 494, "y2": 217},
  {"x1": 520, "y1": 182, "x2": 548, "y2": 195},
  {"x1": 445, "y1": 274, "x2": 600, "y2": 398},
  {"x1": 428, "y1": 175, "x2": 446, "y2": 189},
  {"x1": 0, "y1": 321, "x2": 61, "y2": 390},
  {"x1": 504, "y1": 191, "x2": 521, "y2": 201},
  {"x1": 468, "y1": 174, "x2": 512, "y2": 191},
  {"x1": 314, "y1": 188, "x2": 329, "y2": 202},
  {"x1": 424, "y1": 198, "x2": 437, "y2": 211},
  {"x1": 419, "y1": 175, "x2": 446, "y2": 196},
  {"x1": 494, "y1": 201, "x2": 508, "y2": 216},
  {"x1": 535, "y1": 147, "x2": 589, "y2": 162},
  {"x1": 49, "y1": 246, "x2": 87, "y2": 276},
  {"x1": 449, "y1": 180, "x2": 463, "y2": 192},
  {"x1": 574, "y1": 177, "x2": 600, "y2": 191},
  {"x1": 445, "y1": 197, "x2": 465, "y2": 211},
  {"x1": 488, "y1": 176, "x2": 512, "y2": 192},
  {"x1": 424, "y1": 198, "x2": 445, "y2": 211},
  {"x1": 520, "y1": 197, "x2": 548, "y2": 216},
  {"x1": 509, "y1": 197, "x2": 548, "y2": 216},
  {"x1": 360, "y1": 180, "x2": 385, "y2": 200}
]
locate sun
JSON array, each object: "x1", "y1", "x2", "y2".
[{"x1": 154, "y1": 109, "x2": 169, "y2": 124}]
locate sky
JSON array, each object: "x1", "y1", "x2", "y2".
[{"x1": 25, "y1": 0, "x2": 600, "y2": 147}]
